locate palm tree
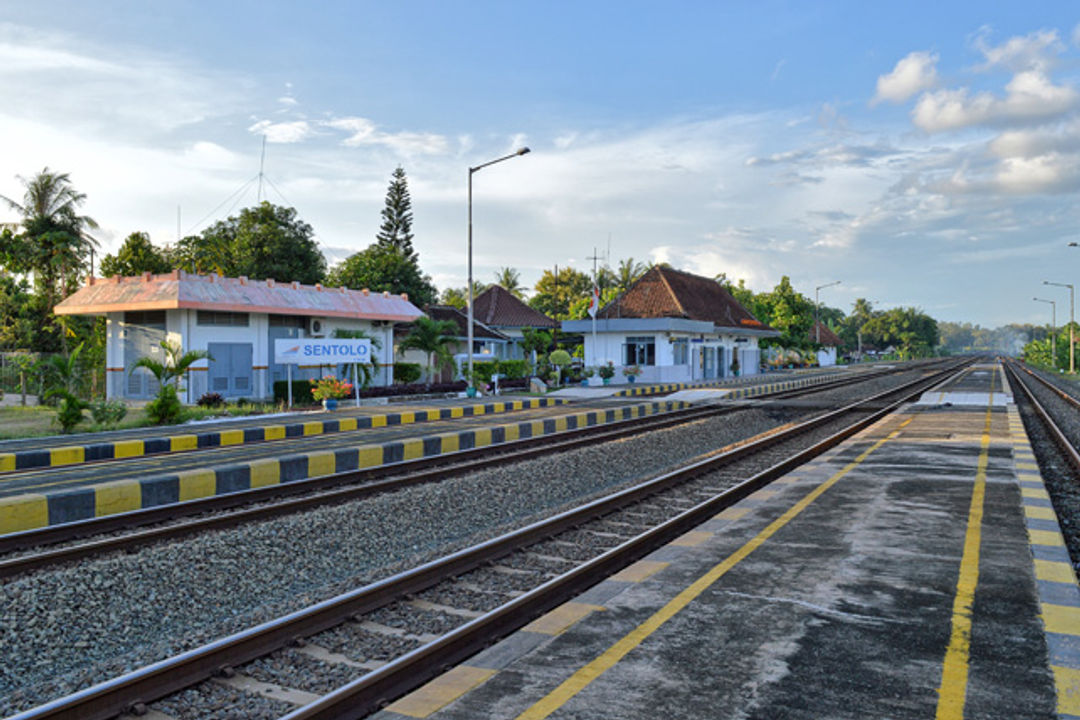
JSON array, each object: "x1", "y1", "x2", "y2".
[
  {"x1": 493, "y1": 267, "x2": 525, "y2": 298},
  {"x1": 615, "y1": 258, "x2": 647, "y2": 292},
  {"x1": 398, "y1": 316, "x2": 459, "y2": 383},
  {"x1": 132, "y1": 340, "x2": 211, "y2": 391}
]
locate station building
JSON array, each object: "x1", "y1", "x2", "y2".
[
  {"x1": 562, "y1": 266, "x2": 779, "y2": 383},
  {"x1": 54, "y1": 271, "x2": 423, "y2": 403},
  {"x1": 471, "y1": 284, "x2": 559, "y2": 359},
  {"x1": 809, "y1": 320, "x2": 843, "y2": 367}
]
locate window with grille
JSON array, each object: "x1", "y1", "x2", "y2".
[
  {"x1": 623, "y1": 336, "x2": 656, "y2": 366},
  {"x1": 197, "y1": 311, "x2": 249, "y2": 326}
]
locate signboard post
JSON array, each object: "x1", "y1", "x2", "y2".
[{"x1": 274, "y1": 338, "x2": 372, "y2": 408}]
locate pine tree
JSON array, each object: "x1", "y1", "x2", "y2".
[{"x1": 376, "y1": 166, "x2": 416, "y2": 261}]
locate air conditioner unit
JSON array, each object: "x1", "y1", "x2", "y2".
[{"x1": 307, "y1": 317, "x2": 326, "y2": 336}]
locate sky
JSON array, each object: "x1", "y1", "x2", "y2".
[{"x1": 1, "y1": 1, "x2": 1079, "y2": 328}]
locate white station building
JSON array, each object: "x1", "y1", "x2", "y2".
[
  {"x1": 54, "y1": 271, "x2": 423, "y2": 403},
  {"x1": 562, "y1": 266, "x2": 779, "y2": 383}
]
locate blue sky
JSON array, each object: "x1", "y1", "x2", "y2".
[{"x1": 2, "y1": 1, "x2": 1079, "y2": 327}]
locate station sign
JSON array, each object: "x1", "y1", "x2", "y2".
[{"x1": 274, "y1": 338, "x2": 372, "y2": 365}]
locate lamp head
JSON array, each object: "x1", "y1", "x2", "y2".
[
  {"x1": 1070, "y1": 242, "x2": 1078, "y2": 247},
  {"x1": 516, "y1": 147, "x2": 531, "y2": 156}
]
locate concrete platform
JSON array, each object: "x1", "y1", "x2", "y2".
[{"x1": 372, "y1": 362, "x2": 1080, "y2": 720}]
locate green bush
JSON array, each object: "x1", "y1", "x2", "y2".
[
  {"x1": 90, "y1": 399, "x2": 127, "y2": 428},
  {"x1": 273, "y1": 380, "x2": 315, "y2": 405},
  {"x1": 145, "y1": 384, "x2": 184, "y2": 425},
  {"x1": 393, "y1": 362, "x2": 423, "y2": 385},
  {"x1": 499, "y1": 359, "x2": 529, "y2": 379}
]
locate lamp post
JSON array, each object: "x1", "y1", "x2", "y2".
[
  {"x1": 814, "y1": 281, "x2": 841, "y2": 343},
  {"x1": 467, "y1": 147, "x2": 530, "y2": 393},
  {"x1": 1044, "y1": 280, "x2": 1074, "y2": 373},
  {"x1": 1033, "y1": 297, "x2": 1057, "y2": 368}
]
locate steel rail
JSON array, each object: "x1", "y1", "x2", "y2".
[
  {"x1": 0, "y1": 363, "x2": 919, "y2": 565},
  {"x1": 6, "y1": 359, "x2": 966, "y2": 720},
  {"x1": 1003, "y1": 361, "x2": 1080, "y2": 472},
  {"x1": 1011, "y1": 361, "x2": 1080, "y2": 412}
]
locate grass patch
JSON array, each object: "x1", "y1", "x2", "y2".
[{"x1": 0, "y1": 402, "x2": 284, "y2": 441}]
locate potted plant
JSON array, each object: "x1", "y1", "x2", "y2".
[
  {"x1": 310, "y1": 375, "x2": 353, "y2": 410},
  {"x1": 622, "y1": 364, "x2": 642, "y2": 383},
  {"x1": 598, "y1": 361, "x2": 615, "y2": 385},
  {"x1": 549, "y1": 349, "x2": 572, "y2": 387},
  {"x1": 581, "y1": 366, "x2": 595, "y2": 387}
]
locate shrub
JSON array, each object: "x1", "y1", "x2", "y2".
[
  {"x1": 197, "y1": 392, "x2": 226, "y2": 408},
  {"x1": 90, "y1": 399, "x2": 127, "y2": 428},
  {"x1": 499, "y1": 359, "x2": 529, "y2": 379},
  {"x1": 393, "y1": 362, "x2": 423, "y2": 385},
  {"x1": 273, "y1": 380, "x2": 315, "y2": 405},
  {"x1": 145, "y1": 384, "x2": 183, "y2": 425},
  {"x1": 310, "y1": 376, "x2": 353, "y2": 401},
  {"x1": 45, "y1": 390, "x2": 89, "y2": 433},
  {"x1": 598, "y1": 362, "x2": 615, "y2": 379}
]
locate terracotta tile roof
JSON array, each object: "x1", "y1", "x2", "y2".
[
  {"x1": 473, "y1": 285, "x2": 557, "y2": 329},
  {"x1": 809, "y1": 320, "x2": 843, "y2": 347},
  {"x1": 400, "y1": 305, "x2": 508, "y2": 341},
  {"x1": 598, "y1": 266, "x2": 773, "y2": 331},
  {"x1": 54, "y1": 270, "x2": 424, "y2": 322}
]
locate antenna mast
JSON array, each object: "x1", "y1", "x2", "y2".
[{"x1": 257, "y1": 135, "x2": 267, "y2": 203}]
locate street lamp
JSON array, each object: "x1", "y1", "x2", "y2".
[
  {"x1": 814, "y1": 281, "x2": 841, "y2": 343},
  {"x1": 1044, "y1": 280, "x2": 1074, "y2": 373},
  {"x1": 467, "y1": 147, "x2": 530, "y2": 393},
  {"x1": 1033, "y1": 297, "x2": 1057, "y2": 368}
]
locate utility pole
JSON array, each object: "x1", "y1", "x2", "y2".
[{"x1": 257, "y1": 135, "x2": 267, "y2": 203}]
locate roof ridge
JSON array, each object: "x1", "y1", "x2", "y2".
[{"x1": 656, "y1": 266, "x2": 686, "y2": 317}]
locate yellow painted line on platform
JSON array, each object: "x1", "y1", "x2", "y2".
[
  {"x1": 177, "y1": 469, "x2": 216, "y2": 501},
  {"x1": 1023, "y1": 486, "x2": 1051, "y2": 500},
  {"x1": 357, "y1": 446, "x2": 382, "y2": 468},
  {"x1": 554, "y1": 416, "x2": 568, "y2": 432},
  {"x1": 935, "y1": 387, "x2": 994, "y2": 720},
  {"x1": 370, "y1": 415, "x2": 387, "y2": 428},
  {"x1": 307, "y1": 451, "x2": 336, "y2": 478},
  {"x1": 1019, "y1": 472, "x2": 1043, "y2": 484},
  {"x1": 524, "y1": 603, "x2": 606, "y2": 636},
  {"x1": 1030, "y1": 529, "x2": 1067, "y2": 546},
  {"x1": 1035, "y1": 559, "x2": 1078, "y2": 584},
  {"x1": 113, "y1": 440, "x2": 143, "y2": 459},
  {"x1": 264, "y1": 425, "x2": 286, "y2": 441},
  {"x1": 439, "y1": 434, "x2": 460, "y2": 454},
  {"x1": 669, "y1": 530, "x2": 713, "y2": 547},
  {"x1": 1025, "y1": 506, "x2": 1059, "y2": 521},
  {"x1": 402, "y1": 438, "x2": 424, "y2": 461},
  {"x1": 450, "y1": 407, "x2": 464, "y2": 418},
  {"x1": 94, "y1": 480, "x2": 141, "y2": 516},
  {"x1": 341, "y1": 417, "x2": 360, "y2": 431},
  {"x1": 219, "y1": 429, "x2": 244, "y2": 446},
  {"x1": 0, "y1": 493, "x2": 48, "y2": 533},
  {"x1": 1041, "y1": 603, "x2": 1080, "y2": 635},
  {"x1": 504, "y1": 424, "x2": 520, "y2": 442},
  {"x1": 1016, "y1": 462, "x2": 1040, "y2": 471},
  {"x1": 249, "y1": 459, "x2": 280, "y2": 488},
  {"x1": 1051, "y1": 665, "x2": 1080, "y2": 715},
  {"x1": 749, "y1": 489, "x2": 779, "y2": 501},
  {"x1": 714, "y1": 507, "x2": 752, "y2": 522},
  {"x1": 170, "y1": 435, "x2": 198, "y2": 452},
  {"x1": 386, "y1": 665, "x2": 497, "y2": 718},
  {"x1": 474, "y1": 428, "x2": 492, "y2": 448},
  {"x1": 530, "y1": 420, "x2": 545, "y2": 437},
  {"x1": 515, "y1": 414, "x2": 915, "y2": 720},
  {"x1": 0, "y1": 454, "x2": 13, "y2": 473},
  {"x1": 302, "y1": 421, "x2": 322, "y2": 436},
  {"x1": 610, "y1": 561, "x2": 669, "y2": 583},
  {"x1": 400, "y1": 411, "x2": 416, "y2": 424},
  {"x1": 50, "y1": 446, "x2": 84, "y2": 467}
]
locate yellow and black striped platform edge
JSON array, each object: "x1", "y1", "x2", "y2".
[
  {"x1": 0, "y1": 397, "x2": 566, "y2": 474},
  {"x1": 614, "y1": 370, "x2": 845, "y2": 398},
  {"x1": 0, "y1": 399, "x2": 688, "y2": 535},
  {"x1": 1006, "y1": 402, "x2": 1080, "y2": 718}
]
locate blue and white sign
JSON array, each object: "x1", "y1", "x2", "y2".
[{"x1": 275, "y1": 338, "x2": 372, "y2": 365}]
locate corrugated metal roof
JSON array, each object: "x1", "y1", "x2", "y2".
[{"x1": 54, "y1": 271, "x2": 424, "y2": 322}]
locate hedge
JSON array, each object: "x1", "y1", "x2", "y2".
[
  {"x1": 273, "y1": 380, "x2": 315, "y2": 405},
  {"x1": 393, "y1": 362, "x2": 423, "y2": 385}
]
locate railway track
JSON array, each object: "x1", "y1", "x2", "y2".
[
  {"x1": 0, "y1": 363, "x2": 934, "y2": 578},
  {"x1": 1001, "y1": 360, "x2": 1080, "y2": 568},
  {"x1": 5, "y1": 359, "x2": 968, "y2": 720}
]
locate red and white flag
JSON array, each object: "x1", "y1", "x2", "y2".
[{"x1": 587, "y1": 285, "x2": 600, "y2": 318}]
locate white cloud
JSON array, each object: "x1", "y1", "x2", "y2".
[
  {"x1": 974, "y1": 28, "x2": 1063, "y2": 72},
  {"x1": 277, "y1": 96, "x2": 298, "y2": 106},
  {"x1": 912, "y1": 70, "x2": 1078, "y2": 132},
  {"x1": 248, "y1": 119, "x2": 314, "y2": 143},
  {"x1": 324, "y1": 116, "x2": 449, "y2": 155},
  {"x1": 1074, "y1": 23, "x2": 1080, "y2": 48},
  {"x1": 873, "y1": 51, "x2": 938, "y2": 104}
]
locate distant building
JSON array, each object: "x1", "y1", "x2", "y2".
[
  {"x1": 562, "y1": 266, "x2": 779, "y2": 383},
  {"x1": 472, "y1": 284, "x2": 558, "y2": 359},
  {"x1": 809, "y1": 320, "x2": 844, "y2": 367},
  {"x1": 394, "y1": 305, "x2": 510, "y2": 382},
  {"x1": 54, "y1": 271, "x2": 423, "y2": 402}
]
